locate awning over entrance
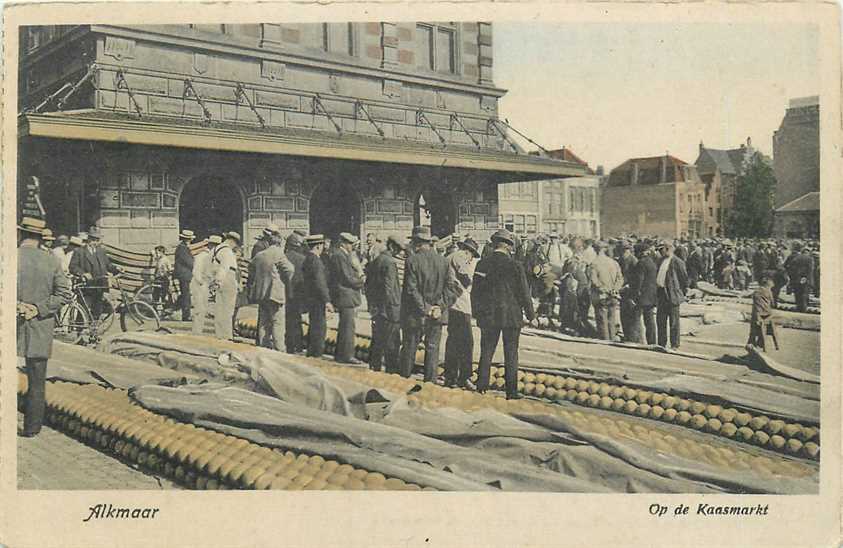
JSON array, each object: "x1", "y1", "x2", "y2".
[{"x1": 20, "y1": 111, "x2": 588, "y2": 180}]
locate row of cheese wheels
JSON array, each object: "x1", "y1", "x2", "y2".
[
  {"x1": 234, "y1": 318, "x2": 820, "y2": 461},
  {"x1": 17, "y1": 374, "x2": 433, "y2": 491},
  {"x1": 311, "y1": 362, "x2": 817, "y2": 480}
]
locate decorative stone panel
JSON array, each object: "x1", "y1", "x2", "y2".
[{"x1": 121, "y1": 192, "x2": 159, "y2": 208}]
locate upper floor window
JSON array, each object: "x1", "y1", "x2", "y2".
[
  {"x1": 323, "y1": 23, "x2": 356, "y2": 56},
  {"x1": 416, "y1": 23, "x2": 456, "y2": 74}
]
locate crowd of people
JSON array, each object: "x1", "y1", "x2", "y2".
[
  {"x1": 20, "y1": 218, "x2": 822, "y2": 436},
  {"x1": 514, "y1": 232, "x2": 819, "y2": 347}
]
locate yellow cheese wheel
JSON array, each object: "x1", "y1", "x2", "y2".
[
  {"x1": 554, "y1": 391, "x2": 567, "y2": 403},
  {"x1": 705, "y1": 418, "x2": 722, "y2": 434},
  {"x1": 609, "y1": 386, "x2": 624, "y2": 399},
  {"x1": 596, "y1": 383, "x2": 611, "y2": 397},
  {"x1": 494, "y1": 377, "x2": 506, "y2": 389},
  {"x1": 534, "y1": 384, "x2": 547, "y2": 398},
  {"x1": 383, "y1": 478, "x2": 407, "y2": 490},
  {"x1": 736, "y1": 426, "x2": 754, "y2": 442},
  {"x1": 676, "y1": 399, "x2": 691, "y2": 412},
  {"x1": 575, "y1": 391, "x2": 590, "y2": 405},
  {"x1": 635, "y1": 403, "x2": 651, "y2": 417},
  {"x1": 552, "y1": 377, "x2": 565, "y2": 390},
  {"x1": 660, "y1": 408, "x2": 676, "y2": 423},
  {"x1": 269, "y1": 476, "x2": 292, "y2": 490},
  {"x1": 636, "y1": 391, "x2": 652, "y2": 405},
  {"x1": 586, "y1": 394, "x2": 601, "y2": 408},
  {"x1": 782, "y1": 423, "x2": 802, "y2": 439},
  {"x1": 690, "y1": 414, "x2": 707, "y2": 430},
  {"x1": 733, "y1": 413, "x2": 752, "y2": 427},
  {"x1": 800, "y1": 426, "x2": 818, "y2": 442},
  {"x1": 611, "y1": 398, "x2": 626, "y2": 411},
  {"x1": 544, "y1": 387, "x2": 557, "y2": 400},
  {"x1": 536, "y1": 373, "x2": 547, "y2": 384},
  {"x1": 676, "y1": 411, "x2": 692, "y2": 425},
  {"x1": 623, "y1": 400, "x2": 639, "y2": 414},
  {"x1": 587, "y1": 381, "x2": 601, "y2": 395},
  {"x1": 690, "y1": 401, "x2": 706, "y2": 415},
  {"x1": 661, "y1": 396, "x2": 677, "y2": 410},
  {"x1": 752, "y1": 430, "x2": 770, "y2": 447},
  {"x1": 649, "y1": 405, "x2": 665, "y2": 420},
  {"x1": 516, "y1": 381, "x2": 525, "y2": 393},
  {"x1": 623, "y1": 387, "x2": 637, "y2": 400},
  {"x1": 326, "y1": 473, "x2": 351, "y2": 487},
  {"x1": 576, "y1": 380, "x2": 590, "y2": 392},
  {"x1": 303, "y1": 478, "x2": 328, "y2": 490},
  {"x1": 764, "y1": 419, "x2": 784, "y2": 435},
  {"x1": 703, "y1": 405, "x2": 722, "y2": 419},
  {"x1": 253, "y1": 472, "x2": 277, "y2": 490},
  {"x1": 524, "y1": 372, "x2": 536, "y2": 384},
  {"x1": 749, "y1": 416, "x2": 770, "y2": 431},
  {"x1": 785, "y1": 439, "x2": 803, "y2": 455},
  {"x1": 517, "y1": 370, "x2": 525, "y2": 382},
  {"x1": 769, "y1": 435, "x2": 786, "y2": 450},
  {"x1": 802, "y1": 442, "x2": 820, "y2": 459},
  {"x1": 524, "y1": 382, "x2": 536, "y2": 396},
  {"x1": 599, "y1": 396, "x2": 614, "y2": 410},
  {"x1": 649, "y1": 393, "x2": 664, "y2": 406}
]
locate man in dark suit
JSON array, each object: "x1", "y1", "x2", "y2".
[
  {"x1": 655, "y1": 242, "x2": 688, "y2": 349},
  {"x1": 398, "y1": 226, "x2": 458, "y2": 381},
  {"x1": 284, "y1": 232, "x2": 307, "y2": 354},
  {"x1": 365, "y1": 236, "x2": 404, "y2": 373},
  {"x1": 248, "y1": 230, "x2": 295, "y2": 350},
  {"x1": 68, "y1": 225, "x2": 121, "y2": 319},
  {"x1": 17, "y1": 217, "x2": 70, "y2": 437},
  {"x1": 251, "y1": 225, "x2": 276, "y2": 259},
  {"x1": 472, "y1": 229, "x2": 534, "y2": 399},
  {"x1": 785, "y1": 242, "x2": 815, "y2": 313},
  {"x1": 302, "y1": 235, "x2": 333, "y2": 358},
  {"x1": 686, "y1": 243, "x2": 705, "y2": 289},
  {"x1": 174, "y1": 229, "x2": 195, "y2": 321},
  {"x1": 628, "y1": 242, "x2": 658, "y2": 344},
  {"x1": 329, "y1": 232, "x2": 365, "y2": 364}
]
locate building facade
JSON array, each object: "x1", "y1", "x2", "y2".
[
  {"x1": 773, "y1": 192, "x2": 819, "y2": 239},
  {"x1": 694, "y1": 137, "x2": 759, "y2": 237},
  {"x1": 773, "y1": 96, "x2": 819, "y2": 210},
  {"x1": 601, "y1": 155, "x2": 705, "y2": 239},
  {"x1": 17, "y1": 24, "x2": 586, "y2": 252},
  {"x1": 497, "y1": 147, "x2": 601, "y2": 238}
]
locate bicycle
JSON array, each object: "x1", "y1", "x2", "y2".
[
  {"x1": 55, "y1": 273, "x2": 161, "y2": 346},
  {"x1": 135, "y1": 274, "x2": 182, "y2": 321}
]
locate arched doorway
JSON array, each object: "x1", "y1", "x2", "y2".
[
  {"x1": 415, "y1": 189, "x2": 456, "y2": 238},
  {"x1": 179, "y1": 176, "x2": 244, "y2": 241},
  {"x1": 309, "y1": 179, "x2": 362, "y2": 240}
]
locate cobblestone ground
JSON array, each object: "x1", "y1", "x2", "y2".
[{"x1": 17, "y1": 413, "x2": 178, "y2": 490}]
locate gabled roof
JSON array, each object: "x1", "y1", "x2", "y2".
[
  {"x1": 530, "y1": 147, "x2": 595, "y2": 174},
  {"x1": 702, "y1": 149, "x2": 738, "y2": 175},
  {"x1": 776, "y1": 192, "x2": 820, "y2": 213},
  {"x1": 607, "y1": 155, "x2": 693, "y2": 187}
]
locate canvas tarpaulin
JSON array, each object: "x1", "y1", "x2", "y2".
[{"x1": 97, "y1": 332, "x2": 817, "y2": 494}]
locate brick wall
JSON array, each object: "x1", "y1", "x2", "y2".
[
  {"x1": 773, "y1": 104, "x2": 820, "y2": 208},
  {"x1": 601, "y1": 183, "x2": 679, "y2": 239}
]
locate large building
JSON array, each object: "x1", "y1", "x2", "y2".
[
  {"x1": 17, "y1": 24, "x2": 587, "y2": 252},
  {"x1": 772, "y1": 96, "x2": 820, "y2": 238},
  {"x1": 601, "y1": 155, "x2": 706, "y2": 239},
  {"x1": 694, "y1": 137, "x2": 762, "y2": 237},
  {"x1": 497, "y1": 147, "x2": 601, "y2": 238}
]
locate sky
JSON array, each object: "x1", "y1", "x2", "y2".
[{"x1": 494, "y1": 22, "x2": 820, "y2": 172}]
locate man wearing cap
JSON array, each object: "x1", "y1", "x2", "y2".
[
  {"x1": 17, "y1": 217, "x2": 70, "y2": 437},
  {"x1": 190, "y1": 235, "x2": 221, "y2": 335},
  {"x1": 627, "y1": 243, "x2": 657, "y2": 344},
  {"x1": 588, "y1": 241, "x2": 624, "y2": 341},
  {"x1": 399, "y1": 226, "x2": 459, "y2": 381},
  {"x1": 328, "y1": 232, "x2": 365, "y2": 364},
  {"x1": 68, "y1": 225, "x2": 121, "y2": 320},
  {"x1": 365, "y1": 235, "x2": 404, "y2": 373},
  {"x1": 302, "y1": 235, "x2": 334, "y2": 357},
  {"x1": 472, "y1": 229, "x2": 534, "y2": 399},
  {"x1": 284, "y1": 232, "x2": 307, "y2": 354},
  {"x1": 211, "y1": 231, "x2": 242, "y2": 341},
  {"x1": 174, "y1": 229, "x2": 196, "y2": 322},
  {"x1": 249, "y1": 230, "x2": 295, "y2": 351},
  {"x1": 656, "y1": 242, "x2": 688, "y2": 349},
  {"x1": 444, "y1": 236, "x2": 480, "y2": 388}
]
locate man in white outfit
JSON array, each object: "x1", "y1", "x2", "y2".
[
  {"x1": 191, "y1": 234, "x2": 221, "y2": 335},
  {"x1": 213, "y1": 232, "x2": 241, "y2": 341}
]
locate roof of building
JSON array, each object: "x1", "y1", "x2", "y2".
[
  {"x1": 776, "y1": 192, "x2": 820, "y2": 213},
  {"x1": 607, "y1": 155, "x2": 693, "y2": 187},
  {"x1": 529, "y1": 147, "x2": 595, "y2": 174},
  {"x1": 20, "y1": 110, "x2": 590, "y2": 180}
]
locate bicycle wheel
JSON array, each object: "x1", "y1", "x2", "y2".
[
  {"x1": 96, "y1": 297, "x2": 116, "y2": 335},
  {"x1": 133, "y1": 284, "x2": 161, "y2": 321},
  {"x1": 55, "y1": 302, "x2": 90, "y2": 344},
  {"x1": 120, "y1": 300, "x2": 161, "y2": 332}
]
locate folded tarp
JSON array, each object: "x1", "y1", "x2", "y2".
[{"x1": 98, "y1": 332, "x2": 817, "y2": 493}]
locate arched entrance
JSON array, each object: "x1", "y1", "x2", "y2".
[
  {"x1": 415, "y1": 189, "x2": 456, "y2": 238},
  {"x1": 309, "y1": 179, "x2": 362, "y2": 240},
  {"x1": 179, "y1": 176, "x2": 244, "y2": 241}
]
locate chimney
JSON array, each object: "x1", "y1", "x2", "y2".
[
  {"x1": 699, "y1": 141, "x2": 704, "y2": 153},
  {"x1": 631, "y1": 162, "x2": 640, "y2": 185},
  {"x1": 661, "y1": 153, "x2": 668, "y2": 184}
]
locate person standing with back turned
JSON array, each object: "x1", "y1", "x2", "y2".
[
  {"x1": 472, "y1": 229, "x2": 534, "y2": 400},
  {"x1": 17, "y1": 217, "x2": 70, "y2": 437}
]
